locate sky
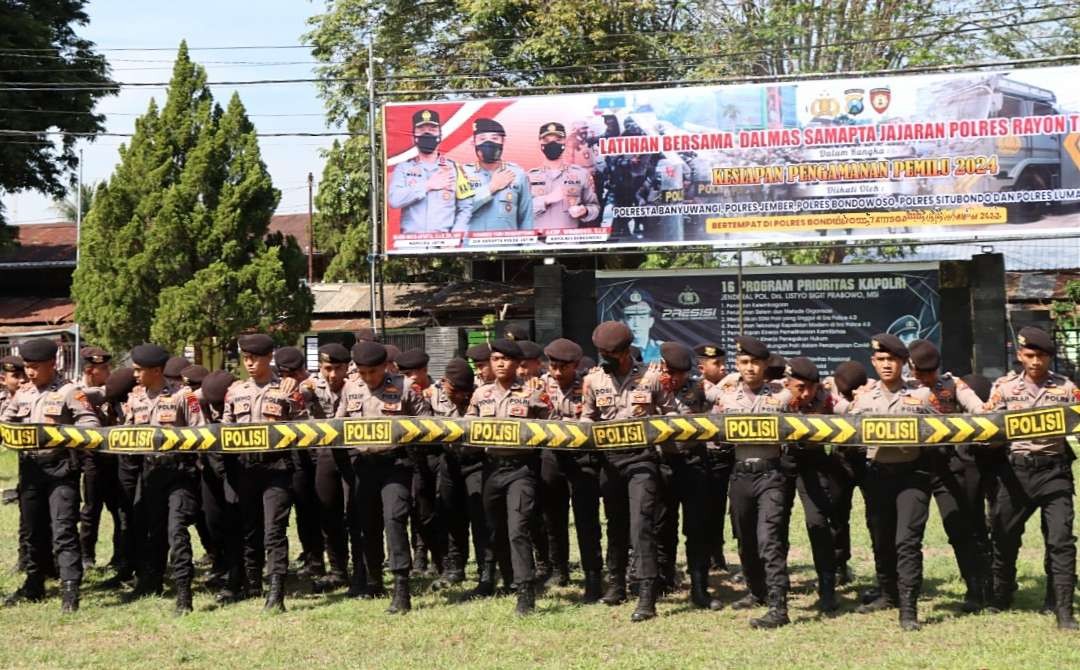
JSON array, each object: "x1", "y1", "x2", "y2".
[{"x1": 2, "y1": 0, "x2": 338, "y2": 224}]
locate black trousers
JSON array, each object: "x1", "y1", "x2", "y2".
[
  {"x1": 864, "y1": 459, "x2": 932, "y2": 599},
  {"x1": 560, "y1": 452, "x2": 604, "y2": 575},
  {"x1": 315, "y1": 449, "x2": 354, "y2": 578},
  {"x1": 351, "y1": 452, "x2": 413, "y2": 575},
  {"x1": 929, "y1": 447, "x2": 990, "y2": 592},
  {"x1": 201, "y1": 455, "x2": 242, "y2": 586},
  {"x1": 19, "y1": 456, "x2": 82, "y2": 583},
  {"x1": 659, "y1": 448, "x2": 711, "y2": 575},
  {"x1": 705, "y1": 448, "x2": 734, "y2": 562},
  {"x1": 788, "y1": 449, "x2": 844, "y2": 579},
  {"x1": 78, "y1": 451, "x2": 123, "y2": 566},
  {"x1": 482, "y1": 458, "x2": 538, "y2": 584},
  {"x1": 600, "y1": 457, "x2": 660, "y2": 581},
  {"x1": 438, "y1": 450, "x2": 487, "y2": 575},
  {"x1": 116, "y1": 456, "x2": 143, "y2": 578},
  {"x1": 141, "y1": 465, "x2": 199, "y2": 583},
  {"x1": 729, "y1": 464, "x2": 792, "y2": 598},
  {"x1": 411, "y1": 449, "x2": 445, "y2": 568},
  {"x1": 292, "y1": 451, "x2": 325, "y2": 569},
  {"x1": 834, "y1": 447, "x2": 870, "y2": 569},
  {"x1": 239, "y1": 467, "x2": 293, "y2": 577},
  {"x1": 540, "y1": 450, "x2": 570, "y2": 572},
  {"x1": 991, "y1": 455, "x2": 1076, "y2": 602}
]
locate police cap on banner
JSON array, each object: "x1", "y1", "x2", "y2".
[
  {"x1": 274, "y1": 347, "x2": 306, "y2": 372},
  {"x1": 318, "y1": 343, "x2": 350, "y2": 364},
  {"x1": 466, "y1": 343, "x2": 491, "y2": 362},
  {"x1": 489, "y1": 339, "x2": 523, "y2": 359},
  {"x1": 907, "y1": 339, "x2": 941, "y2": 371},
  {"x1": 660, "y1": 342, "x2": 694, "y2": 372},
  {"x1": 412, "y1": 109, "x2": 440, "y2": 128},
  {"x1": 785, "y1": 357, "x2": 820, "y2": 384},
  {"x1": 352, "y1": 341, "x2": 388, "y2": 367},
  {"x1": 443, "y1": 358, "x2": 476, "y2": 391},
  {"x1": 870, "y1": 333, "x2": 909, "y2": 359},
  {"x1": 620, "y1": 289, "x2": 654, "y2": 317},
  {"x1": 539, "y1": 122, "x2": 566, "y2": 138},
  {"x1": 130, "y1": 344, "x2": 170, "y2": 369},
  {"x1": 396, "y1": 348, "x2": 430, "y2": 371},
  {"x1": 472, "y1": 118, "x2": 505, "y2": 136},
  {"x1": 544, "y1": 338, "x2": 583, "y2": 363},
  {"x1": 1016, "y1": 326, "x2": 1055, "y2": 355},
  {"x1": 592, "y1": 321, "x2": 633, "y2": 352},
  {"x1": 518, "y1": 341, "x2": 543, "y2": 361},
  {"x1": 19, "y1": 338, "x2": 57, "y2": 363},
  {"x1": 734, "y1": 336, "x2": 769, "y2": 360}
]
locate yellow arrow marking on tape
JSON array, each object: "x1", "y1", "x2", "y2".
[
  {"x1": 548, "y1": 424, "x2": 568, "y2": 447},
  {"x1": 399, "y1": 420, "x2": 421, "y2": 443},
  {"x1": 297, "y1": 423, "x2": 318, "y2": 447},
  {"x1": 566, "y1": 424, "x2": 588, "y2": 448},
  {"x1": 443, "y1": 420, "x2": 464, "y2": 442},
  {"x1": 64, "y1": 427, "x2": 84, "y2": 448},
  {"x1": 785, "y1": 417, "x2": 810, "y2": 441},
  {"x1": 673, "y1": 417, "x2": 696, "y2": 441},
  {"x1": 948, "y1": 417, "x2": 975, "y2": 443},
  {"x1": 693, "y1": 417, "x2": 719, "y2": 441},
  {"x1": 421, "y1": 419, "x2": 443, "y2": 442},
  {"x1": 160, "y1": 428, "x2": 179, "y2": 451},
  {"x1": 318, "y1": 422, "x2": 338, "y2": 446},
  {"x1": 808, "y1": 417, "x2": 832, "y2": 442},
  {"x1": 832, "y1": 418, "x2": 856, "y2": 443},
  {"x1": 198, "y1": 428, "x2": 215, "y2": 450},
  {"x1": 651, "y1": 419, "x2": 675, "y2": 442},
  {"x1": 85, "y1": 429, "x2": 103, "y2": 449},
  {"x1": 1072, "y1": 406, "x2": 1080, "y2": 434},
  {"x1": 526, "y1": 423, "x2": 546, "y2": 446},
  {"x1": 44, "y1": 426, "x2": 64, "y2": 448},
  {"x1": 179, "y1": 429, "x2": 198, "y2": 451},
  {"x1": 274, "y1": 424, "x2": 297, "y2": 450},
  {"x1": 972, "y1": 417, "x2": 998, "y2": 442},
  {"x1": 925, "y1": 417, "x2": 950, "y2": 443}
]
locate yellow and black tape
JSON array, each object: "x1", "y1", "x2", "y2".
[{"x1": 2, "y1": 404, "x2": 1078, "y2": 454}]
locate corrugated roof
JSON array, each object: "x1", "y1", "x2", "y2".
[
  {"x1": 0, "y1": 297, "x2": 74, "y2": 326},
  {"x1": 1006, "y1": 270, "x2": 1080, "y2": 301},
  {"x1": 310, "y1": 316, "x2": 429, "y2": 331},
  {"x1": 310, "y1": 281, "x2": 533, "y2": 315}
]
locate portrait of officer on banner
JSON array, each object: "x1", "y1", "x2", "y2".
[
  {"x1": 619, "y1": 288, "x2": 664, "y2": 363},
  {"x1": 460, "y1": 118, "x2": 533, "y2": 234}
]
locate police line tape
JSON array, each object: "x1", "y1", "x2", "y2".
[{"x1": 2, "y1": 404, "x2": 1079, "y2": 454}]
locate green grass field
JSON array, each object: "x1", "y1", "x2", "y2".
[{"x1": 0, "y1": 449, "x2": 1078, "y2": 669}]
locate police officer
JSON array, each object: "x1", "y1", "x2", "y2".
[
  {"x1": 467, "y1": 343, "x2": 495, "y2": 388},
  {"x1": 2, "y1": 355, "x2": 29, "y2": 574},
  {"x1": 908, "y1": 339, "x2": 989, "y2": 612},
  {"x1": 75, "y1": 346, "x2": 112, "y2": 571},
  {"x1": 460, "y1": 118, "x2": 533, "y2": 234},
  {"x1": 657, "y1": 341, "x2": 722, "y2": 610},
  {"x1": 822, "y1": 360, "x2": 869, "y2": 586},
  {"x1": 98, "y1": 367, "x2": 139, "y2": 589},
  {"x1": 388, "y1": 109, "x2": 473, "y2": 234},
  {"x1": 223, "y1": 334, "x2": 307, "y2": 613},
  {"x1": 696, "y1": 343, "x2": 734, "y2": 571},
  {"x1": 621, "y1": 289, "x2": 663, "y2": 363},
  {"x1": 717, "y1": 336, "x2": 793, "y2": 628},
  {"x1": 337, "y1": 341, "x2": 429, "y2": 614},
  {"x1": 517, "y1": 341, "x2": 544, "y2": 382},
  {"x1": 1, "y1": 338, "x2": 100, "y2": 612},
  {"x1": 581, "y1": 321, "x2": 677, "y2": 622},
  {"x1": 849, "y1": 334, "x2": 935, "y2": 631},
  {"x1": 123, "y1": 344, "x2": 205, "y2": 614},
  {"x1": 528, "y1": 122, "x2": 600, "y2": 232},
  {"x1": 646, "y1": 152, "x2": 690, "y2": 241},
  {"x1": 199, "y1": 371, "x2": 245, "y2": 604},
  {"x1": 466, "y1": 339, "x2": 550, "y2": 615},
  {"x1": 984, "y1": 326, "x2": 1079, "y2": 630},
  {"x1": 164, "y1": 356, "x2": 191, "y2": 386}
]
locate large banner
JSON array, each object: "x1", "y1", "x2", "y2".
[
  {"x1": 596, "y1": 263, "x2": 940, "y2": 373},
  {"x1": 383, "y1": 65, "x2": 1080, "y2": 255}
]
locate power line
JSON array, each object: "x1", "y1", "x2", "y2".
[
  {"x1": 0, "y1": 129, "x2": 351, "y2": 138},
  {"x1": 0, "y1": 108, "x2": 327, "y2": 117}
]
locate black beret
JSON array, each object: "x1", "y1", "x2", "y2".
[
  {"x1": 472, "y1": 117, "x2": 505, "y2": 136},
  {"x1": 544, "y1": 338, "x2": 583, "y2": 363},
  {"x1": 274, "y1": 346, "x2": 306, "y2": 372},
  {"x1": 352, "y1": 341, "x2": 388, "y2": 367},
  {"x1": 539, "y1": 122, "x2": 566, "y2": 138},
  {"x1": 443, "y1": 358, "x2": 475, "y2": 391},
  {"x1": 1017, "y1": 326, "x2": 1054, "y2": 355},
  {"x1": 396, "y1": 348, "x2": 430, "y2": 371},
  {"x1": 785, "y1": 357, "x2": 819, "y2": 384},
  {"x1": 518, "y1": 341, "x2": 543, "y2": 360},
  {"x1": 466, "y1": 343, "x2": 491, "y2": 362},
  {"x1": 694, "y1": 343, "x2": 725, "y2": 359},
  {"x1": 1, "y1": 355, "x2": 24, "y2": 372},
  {"x1": 318, "y1": 343, "x2": 350, "y2": 364},
  {"x1": 19, "y1": 338, "x2": 57, "y2": 362},
  {"x1": 355, "y1": 327, "x2": 377, "y2": 342},
  {"x1": 870, "y1": 333, "x2": 909, "y2": 359},
  {"x1": 382, "y1": 345, "x2": 399, "y2": 363},
  {"x1": 660, "y1": 342, "x2": 694, "y2": 372},
  {"x1": 490, "y1": 338, "x2": 523, "y2": 359},
  {"x1": 907, "y1": 339, "x2": 941, "y2": 371},
  {"x1": 164, "y1": 356, "x2": 192, "y2": 378},
  {"x1": 765, "y1": 354, "x2": 787, "y2": 381},
  {"x1": 180, "y1": 365, "x2": 208, "y2": 386},
  {"x1": 238, "y1": 334, "x2": 274, "y2": 357},
  {"x1": 131, "y1": 344, "x2": 170, "y2": 368},
  {"x1": 734, "y1": 336, "x2": 769, "y2": 360},
  {"x1": 104, "y1": 367, "x2": 137, "y2": 402},
  {"x1": 833, "y1": 361, "x2": 868, "y2": 398},
  {"x1": 579, "y1": 356, "x2": 596, "y2": 371},
  {"x1": 80, "y1": 346, "x2": 111, "y2": 365},
  {"x1": 503, "y1": 323, "x2": 530, "y2": 341},
  {"x1": 201, "y1": 370, "x2": 236, "y2": 406},
  {"x1": 961, "y1": 373, "x2": 993, "y2": 403},
  {"x1": 592, "y1": 321, "x2": 633, "y2": 352},
  {"x1": 412, "y1": 109, "x2": 440, "y2": 128}
]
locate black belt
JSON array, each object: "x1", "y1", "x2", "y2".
[
  {"x1": 734, "y1": 458, "x2": 781, "y2": 474},
  {"x1": 1008, "y1": 451, "x2": 1065, "y2": 469}
]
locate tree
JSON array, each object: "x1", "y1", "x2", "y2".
[
  {"x1": 72, "y1": 43, "x2": 312, "y2": 354},
  {"x1": 51, "y1": 181, "x2": 97, "y2": 222},
  {"x1": 0, "y1": 0, "x2": 116, "y2": 248}
]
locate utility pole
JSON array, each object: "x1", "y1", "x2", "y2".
[{"x1": 307, "y1": 171, "x2": 314, "y2": 284}]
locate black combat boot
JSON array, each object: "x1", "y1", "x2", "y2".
[
  {"x1": 961, "y1": 574, "x2": 985, "y2": 614},
  {"x1": 244, "y1": 568, "x2": 263, "y2": 599},
  {"x1": 367, "y1": 568, "x2": 388, "y2": 599},
  {"x1": 630, "y1": 578, "x2": 658, "y2": 622},
  {"x1": 690, "y1": 571, "x2": 722, "y2": 611},
  {"x1": 898, "y1": 588, "x2": 920, "y2": 631},
  {"x1": 857, "y1": 581, "x2": 897, "y2": 614},
  {"x1": 817, "y1": 574, "x2": 838, "y2": 613},
  {"x1": 345, "y1": 568, "x2": 369, "y2": 599},
  {"x1": 60, "y1": 580, "x2": 80, "y2": 614},
  {"x1": 835, "y1": 562, "x2": 851, "y2": 586},
  {"x1": 582, "y1": 571, "x2": 604, "y2": 604},
  {"x1": 601, "y1": 571, "x2": 627, "y2": 606},
  {"x1": 175, "y1": 580, "x2": 193, "y2": 616},
  {"x1": 123, "y1": 573, "x2": 164, "y2": 602},
  {"x1": 3, "y1": 575, "x2": 45, "y2": 607},
  {"x1": 314, "y1": 570, "x2": 348, "y2": 594},
  {"x1": 1055, "y1": 582, "x2": 1078, "y2": 631},
  {"x1": 386, "y1": 574, "x2": 411, "y2": 615},
  {"x1": 750, "y1": 589, "x2": 790, "y2": 629},
  {"x1": 263, "y1": 574, "x2": 286, "y2": 613},
  {"x1": 730, "y1": 591, "x2": 765, "y2": 610},
  {"x1": 465, "y1": 561, "x2": 496, "y2": 600},
  {"x1": 544, "y1": 564, "x2": 570, "y2": 589},
  {"x1": 515, "y1": 581, "x2": 536, "y2": 616}
]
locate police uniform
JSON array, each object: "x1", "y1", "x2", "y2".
[
  {"x1": 647, "y1": 153, "x2": 690, "y2": 241},
  {"x1": 580, "y1": 321, "x2": 677, "y2": 622},
  {"x1": 388, "y1": 109, "x2": 473, "y2": 234},
  {"x1": 97, "y1": 366, "x2": 141, "y2": 590},
  {"x1": 1, "y1": 338, "x2": 100, "y2": 612},
  {"x1": 460, "y1": 119, "x2": 533, "y2": 233},
  {"x1": 697, "y1": 345, "x2": 735, "y2": 570},
  {"x1": 821, "y1": 360, "x2": 869, "y2": 583},
  {"x1": 984, "y1": 327, "x2": 1080, "y2": 629},
  {"x1": 529, "y1": 122, "x2": 601, "y2": 231},
  {"x1": 74, "y1": 347, "x2": 116, "y2": 571}
]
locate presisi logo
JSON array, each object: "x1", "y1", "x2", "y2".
[
  {"x1": 108, "y1": 427, "x2": 155, "y2": 451},
  {"x1": 592, "y1": 421, "x2": 646, "y2": 448},
  {"x1": 723, "y1": 417, "x2": 778, "y2": 442},
  {"x1": 220, "y1": 426, "x2": 270, "y2": 451},
  {"x1": 469, "y1": 420, "x2": 520, "y2": 446},
  {"x1": 677, "y1": 286, "x2": 701, "y2": 306},
  {"x1": 1005, "y1": 408, "x2": 1065, "y2": 440},
  {"x1": 344, "y1": 420, "x2": 393, "y2": 445},
  {"x1": 0, "y1": 424, "x2": 37, "y2": 449},
  {"x1": 861, "y1": 418, "x2": 918, "y2": 444}
]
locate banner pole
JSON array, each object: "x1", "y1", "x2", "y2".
[{"x1": 366, "y1": 39, "x2": 379, "y2": 335}]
